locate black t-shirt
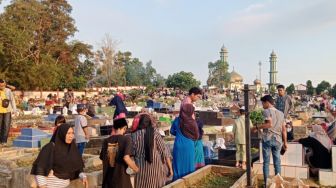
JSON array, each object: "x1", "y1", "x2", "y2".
[{"x1": 100, "y1": 135, "x2": 133, "y2": 188}]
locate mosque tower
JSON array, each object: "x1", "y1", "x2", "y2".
[
  {"x1": 268, "y1": 50, "x2": 278, "y2": 90},
  {"x1": 220, "y1": 45, "x2": 228, "y2": 63}
]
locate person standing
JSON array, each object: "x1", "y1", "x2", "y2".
[
  {"x1": 74, "y1": 104, "x2": 90, "y2": 155},
  {"x1": 195, "y1": 111, "x2": 205, "y2": 169},
  {"x1": 253, "y1": 95, "x2": 287, "y2": 187},
  {"x1": 275, "y1": 85, "x2": 294, "y2": 141},
  {"x1": 132, "y1": 114, "x2": 173, "y2": 188},
  {"x1": 0, "y1": 79, "x2": 17, "y2": 145},
  {"x1": 232, "y1": 106, "x2": 253, "y2": 169},
  {"x1": 100, "y1": 118, "x2": 139, "y2": 188}
]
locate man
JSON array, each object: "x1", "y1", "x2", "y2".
[
  {"x1": 275, "y1": 85, "x2": 294, "y2": 140},
  {"x1": 181, "y1": 87, "x2": 202, "y2": 106},
  {"x1": 252, "y1": 95, "x2": 287, "y2": 187},
  {"x1": 275, "y1": 85, "x2": 293, "y2": 118},
  {"x1": 0, "y1": 79, "x2": 17, "y2": 145},
  {"x1": 82, "y1": 98, "x2": 96, "y2": 118}
]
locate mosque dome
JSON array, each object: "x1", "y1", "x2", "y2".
[
  {"x1": 230, "y1": 70, "x2": 243, "y2": 82},
  {"x1": 254, "y1": 79, "x2": 261, "y2": 85}
]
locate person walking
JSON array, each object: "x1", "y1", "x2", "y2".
[
  {"x1": 0, "y1": 79, "x2": 17, "y2": 145},
  {"x1": 74, "y1": 104, "x2": 90, "y2": 155}
]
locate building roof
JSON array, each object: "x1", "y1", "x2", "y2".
[{"x1": 230, "y1": 70, "x2": 243, "y2": 82}]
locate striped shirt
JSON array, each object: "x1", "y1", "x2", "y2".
[
  {"x1": 132, "y1": 128, "x2": 171, "y2": 188},
  {"x1": 35, "y1": 172, "x2": 86, "y2": 188}
]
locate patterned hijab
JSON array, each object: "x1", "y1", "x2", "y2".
[{"x1": 310, "y1": 124, "x2": 332, "y2": 150}]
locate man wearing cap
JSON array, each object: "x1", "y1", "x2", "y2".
[
  {"x1": 0, "y1": 79, "x2": 17, "y2": 145},
  {"x1": 252, "y1": 95, "x2": 287, "y2": 187}
]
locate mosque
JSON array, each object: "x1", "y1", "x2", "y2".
[{"x1": 208, "y1": 45, "x2": 277, "y2": 92}]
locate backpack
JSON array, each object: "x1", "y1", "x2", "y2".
[{"x1": 107, "y1": 143, "x2": 119, "y2": 167}]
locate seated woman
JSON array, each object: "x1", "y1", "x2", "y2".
[
  {"x1": 31, "y1": 123, "x2": 88, "y2": 188},
  {"x1": 298, "y1": 124, "x2": 332, "y2": 175}
]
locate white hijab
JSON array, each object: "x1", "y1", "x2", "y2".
[{"x1": 310, "y1": 124, "x2": 332, "y2": 150}]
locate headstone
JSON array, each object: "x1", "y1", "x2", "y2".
[{"x1": 13, "y1": 128, "x2": 51, "y2": 148}]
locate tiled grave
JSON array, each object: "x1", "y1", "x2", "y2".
[{"x1": 13, "y1": 128, "x2": 51, "y2": 148}]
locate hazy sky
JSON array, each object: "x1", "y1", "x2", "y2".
[{"x1": 2, "y1": 0, "x2": 336, "y2": 86}]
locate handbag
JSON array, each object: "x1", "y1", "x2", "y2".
[{"x1": 2, "y1": 99, "x2": 9, "y2": 108}]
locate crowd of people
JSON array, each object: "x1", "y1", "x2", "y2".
[{"x1": 1, "y1": 79, "x2": 335, "y2": 187}]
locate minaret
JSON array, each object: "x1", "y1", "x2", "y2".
[
  {"x1": 220, "y1": 45, "x2": 228, "y2": 63},
  {"x1": 268, "y1": 50, "x2": 278, "y2": 89},
  {"x1": 258, "y1": 61, "x2": 262, "y2": 82}
]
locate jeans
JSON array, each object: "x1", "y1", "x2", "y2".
[
  {"x1": 77, "y1": 142, "x2": 86, "y2": 155},
  {"x1": 0, "y1": 113, "x2": 11, "y2": 143},
  {"x1": 262, "y1": 135, "x2": 282, "y2": 186}
]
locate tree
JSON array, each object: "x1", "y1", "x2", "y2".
[
  {"x1": 316, "y1": 81, "x2": 331, "y2": 95},
  {"x1": 166, "y1": 71, "x2": 201, "y2": 90},
  {"x1": 286, "y1": 83, "x2": 295, "y2": 95},
  {"x1": 331, "y1": 84, "x2": 336, "y2": 98},
  {"x1": 0, "y1": 0, "x2": 92, "y2": 90},
  {"x1": 306, "y1": 80, "x2": 315, "y2": 95},
  {"x1": 207, "y1": 59, "x2": 230, "y2": 89},
  {"x1": 94, "y1": 34, "x2": 121, "y2": 86}
]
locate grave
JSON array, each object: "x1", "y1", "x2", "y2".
[
  {"x1": 253, "y1": 142, "x2": 309, "y2": 179},
  {"x1": 13, "y1": 128, "x2": 51, "y2": 148}
]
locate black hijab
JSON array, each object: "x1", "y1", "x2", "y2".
[
  {"x1": 109, "y1": 95, "x2": 128, "y2": 119},
  {"x1": 137, "y1": 114, "x2": 154, "y2": 163},
  {"x1": 31, "y1": 123, "x2": 84, "y2": 180}
]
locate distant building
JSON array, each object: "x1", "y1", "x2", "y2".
[
  {"x1": 295, "y1": 84, "x2": 307, "y2": 95},
  {"x1": 229, "y1": 69, "x2": 244, "y2": 91},
  {"x1": 268, "y1": 50, "x2": 278, "y2": 90},
  {"x1": 254, "y1": 78, "x2": 262, "y2": 92}
]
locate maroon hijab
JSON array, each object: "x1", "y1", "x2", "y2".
[{"x1": 180, "y1": 104, "x2": 199, "y2": 140}]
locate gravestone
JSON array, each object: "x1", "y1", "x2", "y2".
[{"x1": 13, "y1": 128, "x2": 50, "y2": 148}]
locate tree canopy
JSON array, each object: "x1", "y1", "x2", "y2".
[{"x1": 166, "y1": 71, "x2": 200, "y2": 90}]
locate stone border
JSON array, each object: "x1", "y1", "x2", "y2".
[{"x1": 163, "y1": 165, "x2": 247, "y2": 188}]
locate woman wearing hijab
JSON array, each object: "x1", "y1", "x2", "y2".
[
  {"x1": 131, "y1": 114, "x2": 173, "y2": 188},
  {"x1": 99, "y1": 118, "x2": 139, "y2": 188},
  {"x1": 109, "y1": 93, "x2": 128, "y2": 119},
  {"x1": 31, "y1": 123, "x2": 88, "y2": 188},
  {"x1": 171, "y1": 103, "x2": 198, "y2": 180},
  {"x1": 50, "y1": 115, "x2": 66, "y2": 143},
  {"x1": 195, "y1": 112, "x2": 205, "y2": 169},
  {"x1": 298, "y1": 124, "x2": 332, "y2": 175}
]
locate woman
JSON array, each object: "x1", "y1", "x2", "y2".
[
  {"x1": 132, "y1": 114, "x2": 173, "y2": 188},
  {"x1": 109, "y1": 93, "x2": 128, "y2": 119},
  {"x1": 100, "y1": 118, "x2": 139, "y2": 188},
  {"x1": 31, "y1": 123, "x2": 88, "y2": 188},
  {"x1": 171, "y1": 104, "x2": 198, "y2": 180},
  {"x1": 298, "y1": 124, "x2": 332, "y2": 175},
  {"x1": 195, "y1": 112, "x2": 205, "y2": 169}
]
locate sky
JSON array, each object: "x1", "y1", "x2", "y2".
[{"x1": 1, "y1": 0, "x2": 336, "y2": 87}]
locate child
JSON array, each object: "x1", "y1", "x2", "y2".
[
  {"x1": 232, "y1": 106, "x2": 253, "y2": 169},
  {"x1": 74, "y1": 104, "x2": 90, "y2": 155},
  {"x1": 50, "y1": 115, "x2": 66, "y2": 143},
  {"x1": 99, "y1": 118, "x2": 139, "y2": 188}
]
